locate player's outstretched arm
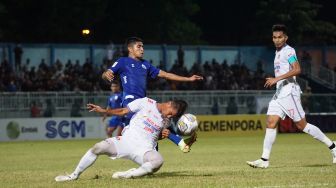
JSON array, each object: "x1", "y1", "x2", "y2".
[
  {"x1": 87, "y1": 103, "x2": 129, "y2": 116},
  {"x1": 101, "y1": 107, "x2": 110, "y2": 122},
  {"x1": 158, "y1": 70, "x2": 203, "y2": 82}
]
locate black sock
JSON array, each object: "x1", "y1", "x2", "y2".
[
  {"x1": 329, "y1": 143, "x2": 335, "y2": 150},
  {"x1": 261, "y1": 158, "x2": 268, "y2": 161}
]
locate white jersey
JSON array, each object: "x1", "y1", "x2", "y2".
[
  {"x1": 268, "y1": 44, "x2": 305, "y2": 122},
  {"x1": 274, "y1": 44, "x2": 298, "y2": 89},
  {"x1": 122, "y1": 97, "x2": 169, "y2": 150}
]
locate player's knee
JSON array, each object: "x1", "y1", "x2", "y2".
[
  {"x1": 266, "y1": 119, "x2": 278, "y2": 128},
  {"x1": 92, "y1": 141, "x2": 109, "y2": 155},
  {"x1": 150, "y1": 154, "x2": 164, "y2": 172},
  {"x1": 295, "y1": 122, "x2": 306, "y2": 131},
  {"x1": 294, "y1": 119, "x2": 307, "y2": 131},
  {"x1": 143, "y1": 151, "x2": 164, "y2": 172},
  {"x1": 91, "y1": 143, "x2": 103, "y2": 155}
]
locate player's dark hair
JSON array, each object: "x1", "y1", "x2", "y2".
[
  {"x1": 111, "y1": 80, "x2": 119, "y2": 85},
  {"x1": 172, "y1": 100, "x2": 188, "y2": 118},
  {"x1": 272, "y1": 24, "x2": 287, "y2": 35},
  {"x1": 126, "y1": 37, "x2": 143, "y2": 46}
]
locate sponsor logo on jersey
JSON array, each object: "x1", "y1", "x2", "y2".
[
  {"x1": 142, "y1": 64, "x2": 147, "y2": 69},
  {"x1": 144, "y1": 118, "x2": 160, "y2": 132},
  {"x1": 274, "y1": 62, "x2": 280, "y2": 72}
]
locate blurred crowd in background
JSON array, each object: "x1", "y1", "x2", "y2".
[{"x1": 0, "y1": 45, "x2": 268, "y2": 92}]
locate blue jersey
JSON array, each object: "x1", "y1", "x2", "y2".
[
  {"x1": 108, "y1": 57, "x2": 160, "y2": 99},
  {"x1": 107, "y1": 92, "x2": 123, "y2": 109},
  {"x1": 107, "y1": 92, "x2": 123, "y2": 127}
]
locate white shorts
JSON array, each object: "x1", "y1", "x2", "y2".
[
  {"x1": 267, "y1": 88, "x2": 305, "y2": 122},
  {"x1": 106, "y1": 136, "x2": 153, "y2": 165}
]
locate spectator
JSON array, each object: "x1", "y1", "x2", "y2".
[
  {"x1": 177, "y1": 44, "x2": 184, "y2": 66},
  {"x1": 70, "y1": 99, "x2": 82, "y2": 117},
  {"x1": 22, "y1": 58, "x2": 30, "y2": 72},
  {"x1": 226, "y1": 97, "x2": 238, "y2": 114},
  {"x1": 14, "y1": 44, "x2": 23, "y2": 71},
  {"x1": 6, "y1": 80, "x2": 17, "y2": 92},
  {"x1": 30, "y1": 101, "x2": 41, "y2": 117},
  {"x1": 43, "y1": 99, "x2": 55, "y2": 117},
  {"x1": 211, "y1": 98, "x2": 219, "y2": 115},
  {"x1": 247, "y1": 96, "x2": 256, "y2": 114}
]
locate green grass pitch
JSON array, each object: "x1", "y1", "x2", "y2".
[{"x1": 0, "y1": 132, "x2": 335, "y2": 188}]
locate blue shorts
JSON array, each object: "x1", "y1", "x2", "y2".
[
  {"x1": 121, "y1": 97, "x2": 140, "y2": 126},
  {"x1": 108, "y1": 116, "x2": 123, "y2": 128}
]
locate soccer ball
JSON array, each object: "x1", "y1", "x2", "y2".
[{"x1": 177, "y1": 113, "x2": 198, "y2": 136}]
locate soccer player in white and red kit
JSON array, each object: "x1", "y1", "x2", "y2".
[
  {"x1": 247, "y1": 24, "x2": 336, "y2": 168},
  {"x1": 55, "y1": 97, "x2": 187, "y2": 181}
]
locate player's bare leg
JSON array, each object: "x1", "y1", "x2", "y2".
[
  {"x1": 106, "y1": 127, "x2": 117, "y2": 137},
  {"x1": 116, "y1": 126, "x2": 123, "y2": 136}
]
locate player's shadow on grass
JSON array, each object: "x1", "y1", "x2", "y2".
[
  {"x1": 301, "y1": 164, "x2": 330, "y2": 168},
  {"x1": 270, "y1": 164, "x2": 331, "y2": 168},
  {"x1": 152, "y1": 171, "x2": 214, "y2": 178}
]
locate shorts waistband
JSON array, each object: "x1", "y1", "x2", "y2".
[{"x1": 280, "y1": 78, "x2": 296, "y2": 87}]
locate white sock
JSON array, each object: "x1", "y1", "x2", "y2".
[
  {"x1": 73, "y1": 149, "x2": 97, "y2": 177},
  {"x1": 303, "y1": 123, "x2": 333, "y2": 147},
  {"x1": 261, "y1": 128, "x2": 277, "y2": 160},
  {"x1": 128, "y1": 162, "x2": 153, "y2": 177}
]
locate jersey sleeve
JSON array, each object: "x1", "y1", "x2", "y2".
[
  {"x1": 286, "y1": 48, "x2": 298, "y2": 64},
  {"x1": 147, "y1": 63, "x2": 160, "y2": 79},
  {"x1": 127, "y1": 98, "x2": 146, "y2": 113},
  {"x1": 108, "y1": 58, "x2": 124, "y2": 74}
]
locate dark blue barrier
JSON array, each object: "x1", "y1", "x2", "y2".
[{"x1": 279, "y1": 114, "x2": 336, "y2": 133}]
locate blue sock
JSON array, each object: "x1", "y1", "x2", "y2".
[{"x1": 168, "y1": 133, "x2": 182, "y2": 145}]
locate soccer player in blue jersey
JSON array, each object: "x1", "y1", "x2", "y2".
[
  {"x1": 102, "y1": 81, "x2": 123, "y2": 137},
  {"x1": 102, "y1": 37, "x2": 202, "y2": 152}
]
